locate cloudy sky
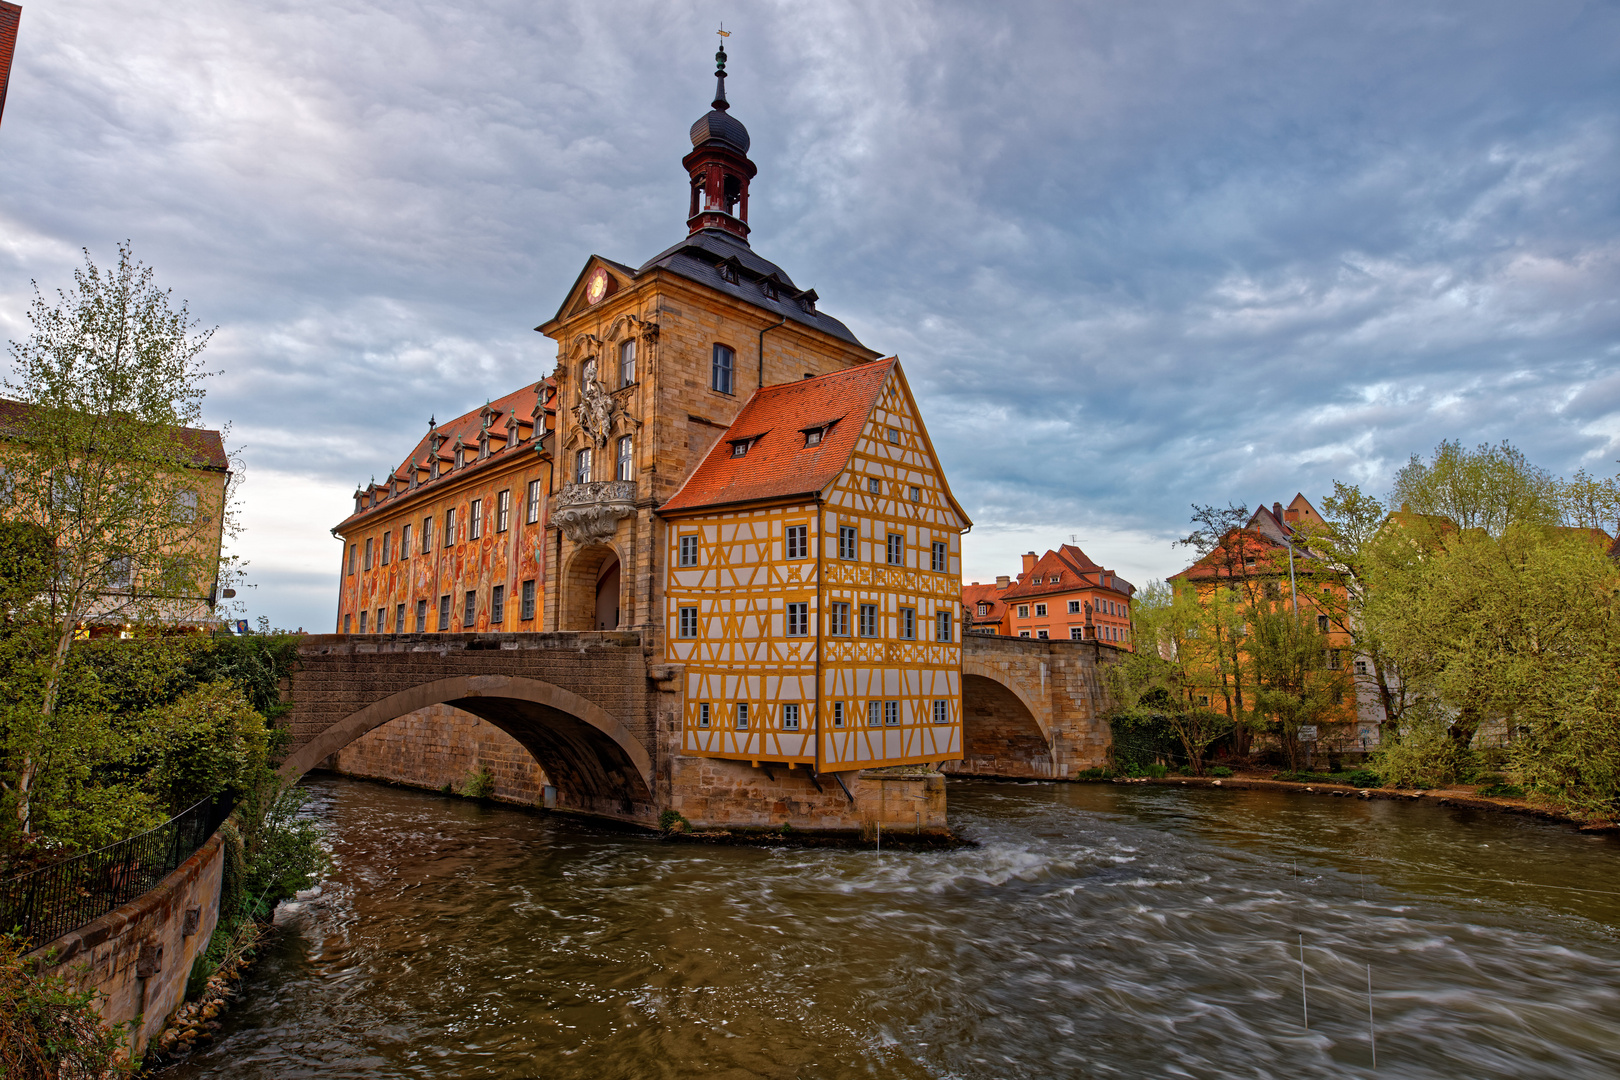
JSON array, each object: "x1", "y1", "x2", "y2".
[{"x1": 3, "y1": 0, "x2": 1617, "y2": 630}]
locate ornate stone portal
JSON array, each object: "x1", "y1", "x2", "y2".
[{"x1": 553, "y1": 480, "x2": 637, "y2": 544}]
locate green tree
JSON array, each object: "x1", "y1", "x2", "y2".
[
  {"x1": 1555, "y1": 466, "x2": 1620, "y2": 534},
  {"x1": 1175, "y1": 503, "x2": 1266, "y2": 743},
  {"x1": 0, "y1": 244, "x2": 223, "y2": 833},
  {"x1": 1390, "y1": 439, "x2": 1560, "y2": 538},
  {"x1": 1245, "y1": 605, "x2": 1345, "y2": 771}
]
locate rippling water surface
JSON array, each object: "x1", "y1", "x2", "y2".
[{"x1": 164, "y1": 776, "x2": 1620, "y2": 1079}]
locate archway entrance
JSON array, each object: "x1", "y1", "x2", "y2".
[
  {"x1": 281, "y1": 674, "x2": 655, "y2": 822},
  {"x1": 948, "y1": 673, "x2": 1054, "y2": 778},
  {"x1": 595, "y1": 555, "x2": 621, "y2": 630}
]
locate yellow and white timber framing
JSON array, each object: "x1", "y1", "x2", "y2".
[{"x1": 661, "y1": 363, "x2": 967, "y2": 771}]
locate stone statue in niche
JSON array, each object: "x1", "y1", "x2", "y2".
[{"x1": 574, "y1": 358, "x2": 617, "y2": 448}]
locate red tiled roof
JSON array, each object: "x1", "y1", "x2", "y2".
[
  {"x1": 0, "y1": 3, "x2": 18, "y2": 128},
  {"x1": 0, "y1": 396, "x2": 228, "y2": 470},
  {"x1": 962, "y1": 581, "x2": 1011, "y2": 623},
  {"x1": 658, "y1": 359, "x2": 895, "y2": 514},
  {"x1": 333, "y1": 379, "x2": 550, "y2": 531},
  {"x1": 1002, "y1": 545, "x2": 1133, "y2": 599}
]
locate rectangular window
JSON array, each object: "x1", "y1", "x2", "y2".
[
  {"x1": 619, "y1": 338, "x2": 637, "y2": 386},
  {"x1": 381, "y1": 531, "x2": 391, "y2": 565},
  {"x1": 422, "y1": 516, "x2": 433, "y2": 553},
  {"x1": 867, "y1": 477, "x2": 881, "y2": 495},
  {"x1": 416, "y1": 599, "x2": 427, "y2": 633},
  {"x1": 679, "y1": 606, "x2": 699, "y2": 638},
  {"x1": 395, "y1": 603, "x2": 405, "y2": 633},
  {"x1": 1355, "y1": 659, "x2": 1368, "y2": 676},
  {"x1": 931, "y1": 541, "x2": 947, "y2": 571},
  {"x1": 616, "y1": 435, "x2": 634, "y2": 481},
  {"x1": 1068, "y1": 600, "x2": 1081, "y2": 614},
  {"x1": 698, "y1": 702, "x2": 711, "y2": 728},
  {"x1": 783, "y1": 704, "x2": 800, "y2": 731},
  {"x1": 735, "y1": 702, "x2": 749, "y2": 730},
  {"x1": 886, "y1": 533, "x2": 902, "y2": 566},
  {"x1": 859, "y1": 603, "x2": 878, "y2": 637},
  {"x1": 900, "y1": 607, "x2": 915, "y2": 640},
  {"x1": 933, "y1": 700, "x2": 949, "y2": 724},
  {"x1": 867, "y1": 701, "x2": 882, "y2": 727},
  {"x1": 1318, "y1": 614, "x2": 1330, "y2": 633},
  {"x1": 491, "y1": 584, "x2": 505, "y2": 625},
  {"x1": 496, "y1": 490, "x2": 511, "y2": 532},
  {"x1": 1070, "y1": 627, "x2": 1084, "y2": 640},
  {"x1": 1037, "y1": 630, "x2": 1049, "y2": 639},
  {"x1": 679, "y1": 535, "x2": 699, "y2": 566},
  {"x1": 786, "y1": 525, "x2": 808, "y2": 559},
  {"x1": 1035, "y1": 603, "x2": 1047, "y2": 617},
  {"x1": 438, "y1": 595, "x2": 450, "y2": 631},
  {"x1": 526, "y1": 479, "x2": 541, "y2": 524},
  {"x1": 521, "y1": 580, "x2": 536, "y2": 621},
  {"x1": 1019, "y1": 630, "x2": 1030, "y2": 638},
  {"x1": 887, "y1": 427, "x2": 900, "y2": 444},
  {"x1": 444, "y1": 507, "x2": 456, "y2": 546},
  {"x1": 348, "y1": 544, "x2": 356, "y2": 575},
  {"x1": 463, "y1": 590, "x2": 476, "y2": 627},
  {"x1": 910, "y1": 486, "x2": 921, "y2": 502},
  {"x1": 1017, "y1": 605, "x2": 1029, "y2": 618},
  {"x1": 358, "y1": 610, "x2": 367, "y2": 633},
  {"x1": 469, "y1": 499, "x2": 483, "y2": 539},
  {"x1": 175, "y1": 488, "x2": 199, "y2": 522},
  {"x1": 838, "y1": 526, "x2": 856, "y2": 559},
  {"x1": 575, "y1": 447, "x2": 592, "y2": 484},
  {"x1": 712, "y1": 343, "x2": 735, "y2": 394},
  {"x1": 364, "y1": 537, "x2": 373, "y2": 570},
  {"x1": 344, "y1": 614, "x2": 351, "y2": 634},
  {"x1": 377, "y1": 608, "x2": 385, "y2": 634},
  {"x1": 884, "y1": 701, "x2": 899, "y2": 727},
  {"x1": 829, "y1": 602, "x2": 850, "y2": 636},
  {"x1": 787, "y1": 602, "x2": 809, "y2": 637},
  {"x1": 833, "y1": 702, "x2": 845, "y2": 728},
  {"x1": 402, "y1": 523, "x2": 412, "y2": 558},
  {"x1": 936, "y1": 610, "x2": 953, "y2": 642}
]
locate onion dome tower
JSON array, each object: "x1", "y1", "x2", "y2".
[{"x1": 684, "y1": 39, "x2": 757, "y2": 242}]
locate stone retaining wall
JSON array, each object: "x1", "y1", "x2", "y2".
[{"x1": 30, "y1": 832, "x2": 224, "y2": 1057}]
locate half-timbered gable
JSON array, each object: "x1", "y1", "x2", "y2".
[{"x1": 659, "y1": 359, "x2": 970, "y2": 771}]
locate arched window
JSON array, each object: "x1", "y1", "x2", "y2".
[
  {"x1": 712, "y1": 344, "x2": 734, "y2": 394},
  {"x1": 575, "y1": 447, "x2": 592, "y2": 484},
  {"x1": 616, "y1": 435, "x2": 634, "y2": 481}
]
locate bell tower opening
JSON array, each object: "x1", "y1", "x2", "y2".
[{"x1": 684, "y1": 39, "x2": 757, "y2": 242}]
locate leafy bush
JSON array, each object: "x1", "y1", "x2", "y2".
[
  {"x1": 461, "y1": 768, "x2": 495, "y2": 800},
  {"x1": 1075, "y1": 767, "x2": 1114, "y2": 780},
  {"x1": 1210, "y1": 766, "x2": 1233, "y2": 778},
  {"x1": 657, "y1": 809, "x2": 690, "y2": 833},
  {"x1": 1371, "y1": 712, "x2": 1471, "y2": 789},
  {"x1": 1345, "y1": 769, "x2": 1381, "y2": 788},
  {"x1": 0, "y1": 933, "x2": 132, "y2": 1078}
]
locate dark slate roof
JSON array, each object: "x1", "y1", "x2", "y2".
[
  {"x1": 637, "y1": 229, "x2": 868, "y2": 348},
  {"x1": 690, "y1": 108, "x2": 750, "y2": 153}
]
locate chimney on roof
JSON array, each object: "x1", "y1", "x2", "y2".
[
  {"x1": 1273, "y1": 501, "x2": 1283, "y2": 521},
  {"x1": 995, "y1": 575, "x2": 1009, "y2": 589},
  {"x1": 1022, "y1": 552, "x2": 1037, "y2": 574}
]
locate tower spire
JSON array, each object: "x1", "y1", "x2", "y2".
[{"x1": 713, "y1": 26, "x2": 730, "y2": 111}]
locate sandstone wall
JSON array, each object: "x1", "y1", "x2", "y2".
[
  {"x1": 32, "y1": 832, "x2": 224, "y2": 1057},
  {"x1": 324, "y1": 703, "x2": 550, "y2": 806}
]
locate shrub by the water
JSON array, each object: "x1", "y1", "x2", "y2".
[
  {"x1": 0, "y1": 933, "x2": 132, "y2": 1078},
  {"x1": 462, "y1": 768, "x2": 496, "y2": 800}
]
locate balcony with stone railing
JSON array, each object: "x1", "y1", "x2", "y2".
[{"x1": 552, "y1": 480, "x2": 637, "y2": 544}]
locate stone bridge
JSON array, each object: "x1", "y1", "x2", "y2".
[
  {"x1": 280, "y1": 630, "x2": 1118, "y2": 829},
  {"x1": 953, "y1": 635, "x2": 1119, "y2": 780}
]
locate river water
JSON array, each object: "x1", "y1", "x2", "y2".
[{"x1": 164, "y1": 776, "x2": 1620, "y2": 1079}]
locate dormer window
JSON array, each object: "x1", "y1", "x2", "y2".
[
  {"x1": 455, "y1": 447, "x2": 465, "y2": 468},
  {"x1": 731, "y1": 441, "x2": 748, "y2": 457},
  {"x1": 1032, "y1": 576, "x2": 1042, "y2": 584},
  {"x1": 798, "y1": 288, "x2": 818, "y2": 314},
  {"x1": 1051, "y1": 573, "x2": 1061, "y2": 583},
  {"x1": 804, "y1": 429, "x2": 822, "y2": 447},
  {"x1": 718, "y1": 260, "x2": 739, "y2": 285},
  {"x1": 761, "y1": 276, "x2": 780, "y2": 300}
]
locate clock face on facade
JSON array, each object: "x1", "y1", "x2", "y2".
[{"x1": 585, "y1": 268, "x2": 610, "y2": 305}]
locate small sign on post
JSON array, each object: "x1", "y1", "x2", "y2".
[{"x1": 1297, "y1": 725, "x2": 1318, "y2": 742}]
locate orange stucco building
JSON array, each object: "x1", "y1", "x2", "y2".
[{"x1": 976, "y1": 545, "x2": 1136, "y2": 647}]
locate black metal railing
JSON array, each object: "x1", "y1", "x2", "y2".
[{"x1": 0, "y1": 794, "x2": 233, "y2": 947}]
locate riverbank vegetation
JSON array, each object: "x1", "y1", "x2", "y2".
[{"x1": 1113, "y1": 441, "x2": 1620, "y2": 821}]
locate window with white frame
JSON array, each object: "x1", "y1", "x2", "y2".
[
  {"x1": 787, "y1": 602, "x2": 809, "y2": 637},
  {"x1": 469, "y1": 499, "x2": 483, "y2": 540},
  {"x1": 735, "y1": 702, "x2": 749, "y2": 729},
  {"x1": 933, "y1": 700, "x2": 949, "y2": 724},
  {"x1": 783, "y1": 704, "x2": 800, "y2": 731},
  {"x1": 616, "y1": 436, "x2": 633, "y2": 481},
  {"x1": 866, "y1": 701, "x2": 882, "y2": 727},
  {"x1": 401, "y1": 523, "x2": 412, "y2": 557},
  {"x1": 833, "y1": 702, "x2": 845, "y2": 728},
  {"x1": 900, "y1": 607, "x2": 915, "y2": 639},
  {"x1": 867, "y1": 477, "x2": 881, "y2": 494},
  {"x1": 1017, "y1": 605, "x2": 1029, "y2": 618},
  {"x1": 698, "y1": 702, "x2": 711, "y2": 728},
  {"x1": 1068, "y1": 600, "x2": 1081, "y2": 613},
  {"x1": 679, "y1": 535, "x2": 699, "y2": 566},
  {"x1": 1035, "y1": 603, "x2": 1047, "y2": 617},
  {"x1": 678, "y1": 607, "x2": 698, "y2": 638},
  {"x1": 931, "y1": 541, "x2": 947, "y2": 571},
  {"x1": 1070, "y1": 627, "x2": 1084, "y2": 640},
  {"x1": 886, "y1": 533, "x2": 903, "y2": 566},
  {"x1": 619, "y1": 338, "x2": 636, "y2": 386},
  {"x1": 786, "y1": 525, "x2": 808, "y2": 559},
  {"x1": 575, "y1": 448, "x2": 592, "y2": 484},
  {"x1": 838, "y1": 525, "x2": 857, "y2": 559},
  {"x1": 526, "y1": 479, "x2": 541, "y2": 524},
  {"x1": 496, "y1": 489, "x2": 511, "y2": 532},
  {"x1": 712, "y1": 343, "x2": 735, "y2": 394},
  {"x1": 884, "y1": 701, "x2": 900, "y2": 726},
  {"x1": 829, "y1": 602, "x2": 850, "y2": 636},
  {"x1": 422, "y1": 516, "x2": 434, "y2": 552},
  {"x1": 936, "y1": 610, "x2": 953, "y2": 642},
  {"x1": 444, "y1": 507, "x2": 456, "y2": 546},
  {"x1": 859, "y1": 604, "x2": 878, "y2": 637}
]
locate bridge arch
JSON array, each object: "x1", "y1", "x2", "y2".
[
  {"x1": 954, "y1": 656, "x2": 1056, "y2": 779},
  {"x1": 281, "y1": 673, "x2": 654, "y2": 816}
]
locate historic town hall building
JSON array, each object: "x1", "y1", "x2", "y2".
[{"x1": 331, "y1": 44, "x2": 974, "y2": 818}]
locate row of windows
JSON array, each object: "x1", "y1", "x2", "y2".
[
  {"x1": 344, "y1": 580, "x2": 538, "y2": 633},
  {"x1": 677, "y1": 528, "x2": 949, "y2": 570},
  {"x1": 574, "y1": 435, "x2": 635, "y2": 485},
  {"x1": 1015, "y1": 598, "x2": 1127, "y2": 619},
  {"x1": 678, "y1": 605, "x2": 953, "y2": 642},
  {"x1": 349, "y1": 481, "x2": 542, "y2": 574},
  {"x1": 693, "y1": 699, "x2": 953, "y2": 730},
  {"x1": 1017, "y1": 626, "x2": 1130, "y2": 642}
]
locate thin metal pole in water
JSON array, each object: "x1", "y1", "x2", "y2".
[
  {"x1": 876, "y1": 820, "x2": 881, "y2": 855},
  {"x1": 1367, "y1": 963, "x2": 1377, "y2": 1068},
  {"x1": 1299, "y1": 935, "x2": 1309, "y2": 1031}
]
